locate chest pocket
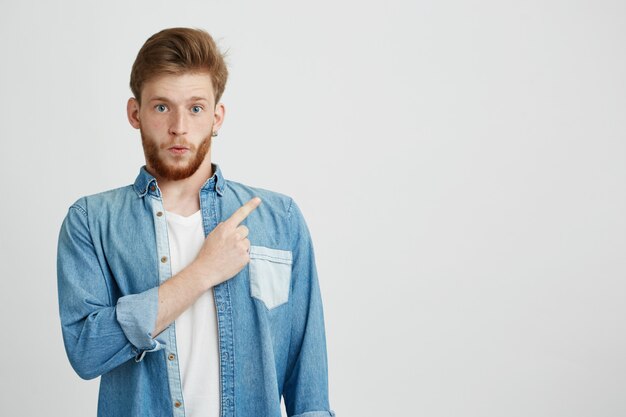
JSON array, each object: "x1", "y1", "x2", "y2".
[{"x1": 248, "y1": 245, "x2": 293, "y2": 310}]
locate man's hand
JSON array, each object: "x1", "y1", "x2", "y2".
[
  {"x1": 152, "y1": 197, "x2": 262, "y2": 337},
  {"x1": 194, "y1": 196, "x2": 262, "y2": 287}
]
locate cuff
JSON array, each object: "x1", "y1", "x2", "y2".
[
  {"x1": 116, "y1": 286, "x2": 159, "y2": 351},
  {"x1": 292, "y1": 411, "x2": 336, "y2": 417},
  {"x1": 132, "y1": 339, "x2": 163, "y2": 362}
]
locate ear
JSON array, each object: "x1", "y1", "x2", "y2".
[
  {"x1": 212, "y1": 102, "x2": 226, "y2": 132},
  {"x1": 127, "y1": 97, "x2": 141, "y2": 129}
]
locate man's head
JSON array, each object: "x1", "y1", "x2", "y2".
[
  {"x1": 130, "y1": 27, "x2": 228, "y2": 106},
  {"x1": 127, "y1": 27, "x2": 228, "y2": 181}
]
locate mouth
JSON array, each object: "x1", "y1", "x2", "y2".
[{"x1": 167, "y1": 146, "x2": 190, "y2": 155}]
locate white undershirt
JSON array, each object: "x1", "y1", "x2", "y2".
[{"x1": 165, "y1": 209, "x2": 220, "y2": 417}]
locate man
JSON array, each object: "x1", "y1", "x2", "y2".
[{"x1": 57, "y1": 27, "x2": 335, "y2": 417}]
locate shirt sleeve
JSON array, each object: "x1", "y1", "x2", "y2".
[
  {"x1": 57, "y1": 202, "x2": 163, "y2": 380},
  {"x1": 282, "y1": 198, "x2": 336, "y2": 417}
]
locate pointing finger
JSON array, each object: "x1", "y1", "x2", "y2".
[{"x1": 225, "y1": 197, "x2": 262, "y2": 227}]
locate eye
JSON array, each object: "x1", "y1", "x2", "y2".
[
  {"x1": 155, "y1": 104, "x2": 167, "y2": 113},
  {"x1": 191, "y1": 105, "x2": 203, "y2": 114}
]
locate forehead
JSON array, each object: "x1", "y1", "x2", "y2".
[{"x1": 142, "y1": 72, "x2": 215, "y2": 103}]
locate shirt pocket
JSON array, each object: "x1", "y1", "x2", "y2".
[{"x1": 248, "y1": 245, "x2": 293, "y2": 310}]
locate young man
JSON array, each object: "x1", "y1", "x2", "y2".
[{"x1": 57, "y1": 27, "x2": 335, "y2": 417}]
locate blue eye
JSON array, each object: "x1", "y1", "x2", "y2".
[
  {"x1": 155, "y1": 104, "x2": 167, "y2": 112},
  {"x1": 191, "y1": 105, "x2": 203, "y2": 114}
]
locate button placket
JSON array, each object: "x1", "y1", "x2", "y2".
[{"x1": 151, "y1": 197, "x2": 183, "y2": 415}]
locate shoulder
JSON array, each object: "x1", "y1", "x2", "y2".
[
  {"x1": 67, "y1": 184, "x2": 135, "y2": 216},
  {"x1": 224, "y1": 179, "x2": 298, "y2": 219},
  {"x1": 223, "y1": 179, "x2": 310, "y2": 248}
]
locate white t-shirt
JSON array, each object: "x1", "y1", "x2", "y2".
[{"x1": 165, "y1": 209, "x2": 220, "y2": 417}]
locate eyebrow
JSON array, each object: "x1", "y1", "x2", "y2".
[{"x1": 148, "y1": 96, "x2": 210, "y2": 103}]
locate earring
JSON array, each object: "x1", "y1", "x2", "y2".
[{"x1": 212, "y1": 131, "x2": 218, "y2": 137}]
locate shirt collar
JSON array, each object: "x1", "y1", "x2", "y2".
[{"x1": 133, "y1": 163, "x2": 226, "y2": 198}]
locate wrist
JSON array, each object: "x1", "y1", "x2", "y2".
[{"x1": 188, "y1": 260, "x2": 219, "y2": 290}]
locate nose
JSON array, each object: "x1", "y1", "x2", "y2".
[{"x1": 168, "y1": 109, "x2": 188, "y2": 136}]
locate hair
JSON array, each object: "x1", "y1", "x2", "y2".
[{"x1": 130, "y1": 27, "x2": 229, "y2": 106}]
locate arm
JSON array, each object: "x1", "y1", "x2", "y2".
[
  {"x1": 152, "y1": 196, "x2": 262, "y2": 335},
  {"x1": 57, "y1": 198, "x2": 260, "y2": 379},
  {"x1": 152, "y1": 262, "x2": 213, "y2": 336},
  {"x1": 57, "y1": 204, "x2": 162, "y2": 380},
  {"x1": 282, "y1": 199, "x2": 336, "y2": 417}
]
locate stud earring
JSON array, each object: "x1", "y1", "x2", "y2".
[{"x1": 212, "y1": 131, "x2": 218, "y2": 137}]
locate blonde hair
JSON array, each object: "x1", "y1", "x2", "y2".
[{"x1": 130, "y1": 27, "x2": 229, "y2": 105}]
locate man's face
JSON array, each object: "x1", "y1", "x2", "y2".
[{"x1": 127, "y1": 72, "x2": 224, "y2": 181}]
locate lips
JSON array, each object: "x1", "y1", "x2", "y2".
[{"x1": 168, "y1": 146, "x2": 190, "y2": 155}]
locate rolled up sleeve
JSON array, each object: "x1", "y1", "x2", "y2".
[
  {"x1": 57, "y1": 202, "x2": 163, "y2": 380},
  {"x1": 116, "y1": 286, "x2": 160, "y2": 353}
]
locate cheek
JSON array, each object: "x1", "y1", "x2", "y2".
[
  {"x1": 143, "y1": 117, "x2": 167, "y2": 132},
  {"x1": 191, "y1": 118, "x2": 213, "y2": 134}
]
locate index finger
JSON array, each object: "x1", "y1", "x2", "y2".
[{"x1": 225, "y1": 197, "x2": 262, "y2": 227}]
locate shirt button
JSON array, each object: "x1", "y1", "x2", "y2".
[
  {"x1": 161, "y1": 256, "x2": 168, "y2": 263},
  {"x1": 174, "y1": 401, "x2": 182, "y2": 408},
  {"x1": 168, "y1": 353, "x2": 176, "y2": 361},
  {"x1": 149, "y1": 185, "x2": 156, "y2": 192},
  {"x1": 156, "y1": 211, "x2": 163, "y2": 217}
]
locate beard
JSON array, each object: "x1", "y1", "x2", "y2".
[{"x1": 141, "y1": 129, "x2": 212, "y2": 181}]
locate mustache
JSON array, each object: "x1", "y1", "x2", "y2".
[{"x1": 162, "y1": 140, "x2": 193, "y2": 149}]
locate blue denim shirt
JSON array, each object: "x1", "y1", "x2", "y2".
[{"x1": 57, "y1": 163, "x2": 335, "y2": 417}]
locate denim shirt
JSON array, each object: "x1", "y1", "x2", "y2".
[{"x1": 57, "y1": 163, "x2": 335, "y2": 417}]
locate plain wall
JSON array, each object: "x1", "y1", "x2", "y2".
[{"x1": 0, "y1": 1, "x2": 624, "y2": 416}]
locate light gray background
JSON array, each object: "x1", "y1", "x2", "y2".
[{"x1": 0, "y1": 1, "x2": 624, "y2": 416}]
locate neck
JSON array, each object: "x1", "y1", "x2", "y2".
[{"x1": 146, "y1": 155, "x2": 214, "y2": 215}]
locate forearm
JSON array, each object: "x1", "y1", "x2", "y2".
[
  {"x1": 58, "y1": 198, "x2": 256, "y2": 379},
  {"x1": 59, "y1": 262, "x2": 216, "y2": 379},
  {"x1": 152, "y1": 261, "x2": 216, "y2": 336}
]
